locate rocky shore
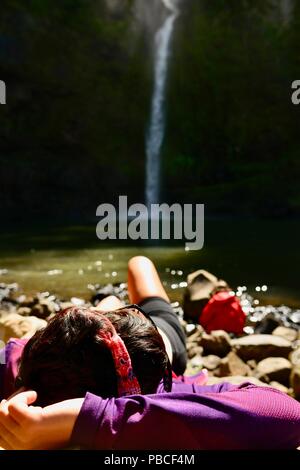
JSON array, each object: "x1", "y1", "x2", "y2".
[{"x1": 0, "y1": 281, "x2": 299, "y2": 401}]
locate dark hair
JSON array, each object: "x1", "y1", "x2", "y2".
[{"x1": 16, "y1": 307, "x2": 169, "y2": 406}]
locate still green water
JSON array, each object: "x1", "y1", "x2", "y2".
[{"x1": 0, "y1": 220, "x2": 299, "y2": 307}]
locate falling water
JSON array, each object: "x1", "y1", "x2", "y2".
[{"x1": 145, "y1": 1, "x2": 178, "y2": 207}]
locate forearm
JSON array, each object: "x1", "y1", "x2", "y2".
[{"x1": 0, "y1": 392, "x2": 84, "y2": 450}]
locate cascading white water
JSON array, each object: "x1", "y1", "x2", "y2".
[
  {"x1": 280, "y1": 0, "x2": 293, "y2": 22},
  {"x1": 145, "y1": 0, "x2": 178, "y2": 207}
]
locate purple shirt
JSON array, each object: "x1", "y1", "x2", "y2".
[
  {"x1": 70, "y1": 381, "x2": 300, "y2": 449},
  {"x1": 1, "y1": 339, "x2": 300, "y2": 449}
]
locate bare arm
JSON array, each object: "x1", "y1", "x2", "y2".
[{"x1": 0, "y1": 391, "x2": 83, "y2": 450}]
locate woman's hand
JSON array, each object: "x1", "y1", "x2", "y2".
[{"x1": 0, "y1": 391, "x2": 83, "y2": 450}]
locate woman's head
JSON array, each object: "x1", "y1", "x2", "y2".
[{"x1": 17, "y1": 306, "x2": 169, "y2": 406}]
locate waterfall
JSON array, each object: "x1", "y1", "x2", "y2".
[
  {"x1": 145, "y1": 1, "x2": 178, "y2": 207},
  {"x1": 280, "y1": 0, "x2": 293, "y2": 23}
]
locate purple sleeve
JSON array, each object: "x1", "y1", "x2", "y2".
[
  {"x1": 71, "y1": 383, "x2": 300, "y2": 450},
  {"x1": 0, "y1": 339, "x2": 27, "y2": 400}
]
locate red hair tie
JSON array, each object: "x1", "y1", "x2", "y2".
[{"x1": 96, "y1": 315, "x2": 141, "y2": 397}]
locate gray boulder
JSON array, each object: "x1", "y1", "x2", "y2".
[
  {"x1": 290, "y1": 366, "x2": 300, "y2": 400},
  {"x1": 0, "y1": 313, "x2": 47, "y2": 342},
  {"x1": 269, "y1": 381, "x2": 289, "y2": 394},
  {"x1": 17, "y1": 307, "x2": 32, "y2": 316},
  {"x1": 290, "y1": 348, "x2": 300, "y2": 367},
  {"x1": 272, "y1": 326, "x2": 298, "y2": 343},
  {"x1": 201, "y1": 355, "x2": 222, "y2": 371},
  {"x1": 187, "y1": 345, "x2": 204, "y2": 359},
  {"x1": 232, "y1": 334, "x2": 292, "y2": 361},
  {"x1": 31, "y1": 299, "x2": 56, "y2": 319},
  {"x1": 18, "y1": 295, "x2": 35, "y2": 308},
  {"x1": 247, "y1": 359, "x2": 257, "y2": 370},
  {"x1": 185, "y1": 354, "x2": 204, "y2": 375},
  {"x1": 185, "y1": 324, "x2": 204, "y2": 339},
  {"x1": 216, "y1": 352, "x2": 250, "y2": 378},
  {"x1": 206, "y1": 375, "x2": 267, "y2": 387},
  {"x1": 255, "y1": 357, "x2": 292, "y2": 384},
  {"x1": 199, "y1": 330, "x2": 231, "y2": 357}
]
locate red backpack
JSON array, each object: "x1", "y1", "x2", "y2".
[{"x1": 199, "y1": 291, "x2": 246, "y2": 334}]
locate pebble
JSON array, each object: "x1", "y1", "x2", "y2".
[
  {"x1": 291, "y1": 311, "x2": 300, "y2": 324},
  {"x1": 244, "y1": 326, "x2": 254, "y2": 335}
]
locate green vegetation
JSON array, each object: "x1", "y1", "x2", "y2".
[{"x1": 165, "y1": 0, "x2": 300, "y2": 215}]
